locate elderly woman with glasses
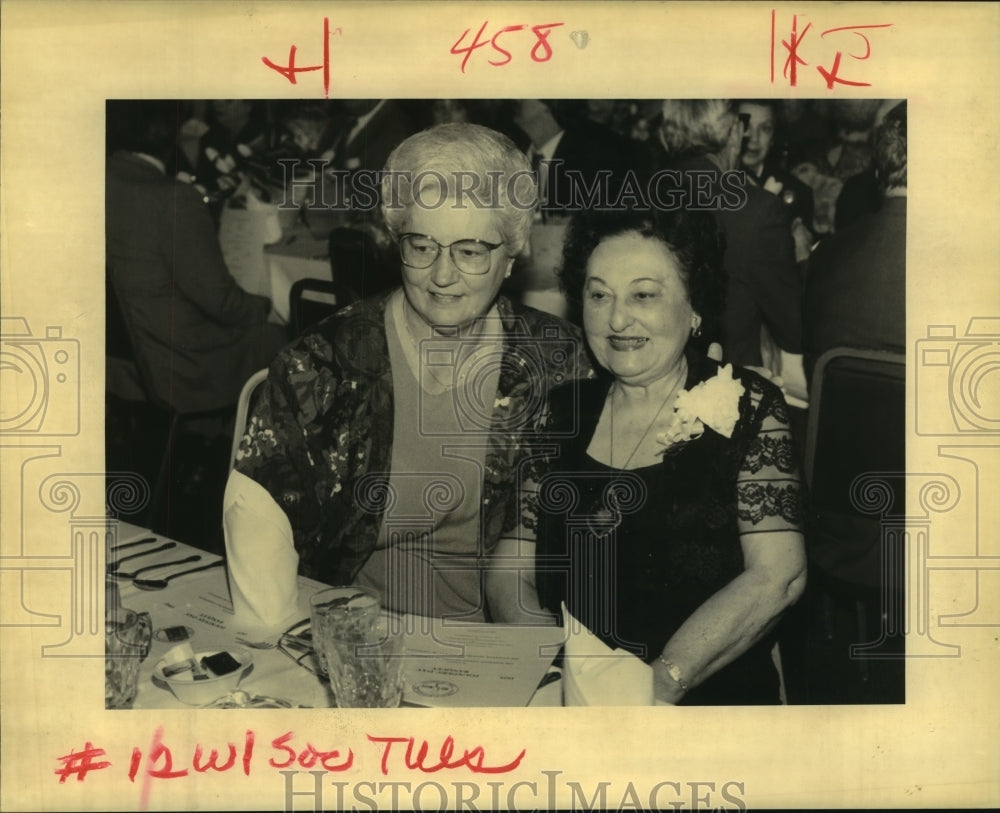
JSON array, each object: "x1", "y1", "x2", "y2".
[{"x1": 223, "y1": 122, "x2": 592, "y2": 628}]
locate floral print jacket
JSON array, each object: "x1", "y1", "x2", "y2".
[{"x1": 234, "y1": 292, "x2": 594, "y2": 585}]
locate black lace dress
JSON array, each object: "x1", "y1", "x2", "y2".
[{"x1": 530, "y1": 354, "x2": 802, "y2": 705}]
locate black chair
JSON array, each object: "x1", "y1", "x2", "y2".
[
  {"x1": 105, "y1": 277, "x2": 147, "y2": 403},
  {"x1": 788, "y1": 347, "x2": 907, "y2": 703},
  {"x1": 804, "y1": 347, "x2": 906, "y2": 583},
  {"x1": 288, "y1": 278, "x2": 358, "y2": 338},
  {"x1": 327, "y1": 226, "x2": 396, "y2": 298},
  {"x1": 105, "y1": 276, "x2": 232, "y2": 544}
]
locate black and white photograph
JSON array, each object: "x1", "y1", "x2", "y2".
[{"x1": 103, "y1": 95, "x2": 906, "y2": 711}]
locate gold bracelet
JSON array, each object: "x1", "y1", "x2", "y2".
[{"x1": 658, "y1": 655, "x2": 689, "y2": 692}]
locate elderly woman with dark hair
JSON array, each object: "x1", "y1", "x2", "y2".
[
  {"x1": 490, "y1": 205, "x2": 806, "y2": 705},
  {"x1": 225, "y1": 122, "x2": 592, "y2": 628}
]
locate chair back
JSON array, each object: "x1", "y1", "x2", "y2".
[
  {"x1": 105, "y1": 275, "x2": 148, "y2": 402},
  {"x1": 328, "y1": 226, "x2": 395, "y2": 297},
  {"x1": 230, "y1": 368, "x2": 271, "y2": 471},
  {"x1": 803, "y1": 347, "x2": 906, "y2": 586},
  {"x1": 288, "y1": 278, "x2": 358, "y2": 338}
]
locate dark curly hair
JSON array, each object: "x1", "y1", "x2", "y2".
[{"x1": 558, "y1": 206, "x2": 728, "y2": 349}]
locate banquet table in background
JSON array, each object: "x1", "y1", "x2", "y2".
[
  {"x1": 263, "y1": 230, "x2": 332, "y2": 324},
  {"x1": 109, "y1": 523, "x2": 563, "y2": 709},
  {"x1": 219, "y1": 202, "x2": 332, "y2": 325}
]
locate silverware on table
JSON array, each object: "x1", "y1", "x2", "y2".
[
  {"x1": 112, "y1": 554, "x2": 202, "y2": 581},
  {"x1": 109, "y1": 536, "x2": 157, "y2": 553},
  {"x1": 107, "y1": 541, "x2": 177, "y2": 574},
  {"x1": 235, "y1": 636, "x2": 279, "y2": 650},
  {"x1": 133, "y1": 559, "x2": 225, "y2": 591}
]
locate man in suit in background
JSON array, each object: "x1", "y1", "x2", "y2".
[
  {"x1": 106, "y1": 100, "x2": 288, "y2": 414},
  {"x1": 802, "y1": 101, "x2": 907, "y2": 385},
  {"x1": 313, "y1": 99, "x2": 415, "y2": 211},
  {"x1": 653, "y1": 99, "x2": 802, "y2": 368},
  {"x1": 512, "y1": 99, "x2": 636, "y2": 216}
]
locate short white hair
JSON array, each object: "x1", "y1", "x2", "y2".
[{"x1": 380, "y1": 123, "x2": 537, "y2": 257}]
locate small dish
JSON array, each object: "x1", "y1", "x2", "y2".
[
  {"x1": 153, "y1": 647, "x2": 253, "y2": 706},
  {"x1": 203, "y1": 690, "x2": 297, "y2": 709}
]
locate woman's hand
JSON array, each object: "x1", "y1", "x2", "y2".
[{"x1": 654, "y1": 530, "x2": 805, "y2": 700}]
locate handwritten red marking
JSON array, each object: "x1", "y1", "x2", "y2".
[
  {"x1": 147, "y1": 727, "x2": 189, "y2": 779},
  {"x1": 243, "y1": 729, "x2": 255, "y2": 776},
  {"x1": 770, "y1": 10, "x2": 891, "y2": 89},
  {"x1": 268, "y1": 731, "x2": 354, "y2": 772},
  {"x1": 817, "y1": 24, "x2": 893, "y2": 88},
  {"x1": 367, "y1": 735, "x2": 526, "y2": 776},
  {"x1": 770, "y1": 9, "x2": 775, "y2": 83},
  {"x1": 261, "y1": 17, "x2": 341, "y2": 97},
  {"x1": 780, "y1": 14, "x2": 812, "y2": 86},
  {"x1": 127, "y1": 747, "x2": 143, "y2": 782},
  {"x1": 451, "y1": 21, "x2": 562, "y2": 72},
  {"x1": 529, "y1": 23, "x2": 563, "y2": 62},
  {"x1": 489, "y1": 24, "x2": 525, "y2": 66},
  {"x1": 323, "y1": 16, "x2": 331, "y2": 99},
  {"x1": 450, "y1": 20, "x2": 491, "y2": 73},
  {"x1": 54, "y1": 742, "x2": 112, "y2": 783},
  {"x1": 192, "y1": 743, "x2": 237, "y2": 773}
]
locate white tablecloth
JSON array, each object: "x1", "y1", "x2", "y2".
[
  {"x1": 263, "y1": 233, "x2": 331, "y2": 323},
  {"x1": 111, "y1": 523, "x2": 562, "y2": 709}
]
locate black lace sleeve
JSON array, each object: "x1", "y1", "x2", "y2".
[{"x1": 735, "y1": 377, "x2": 803, "y2": 534}]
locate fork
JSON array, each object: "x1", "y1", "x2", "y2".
[{"x1": 235, "y1": 637, "x2": 278, "y2": 650}]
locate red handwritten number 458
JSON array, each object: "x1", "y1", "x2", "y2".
[{"x1": 451, "y1": 21, "x2": 563, "y2": 73}]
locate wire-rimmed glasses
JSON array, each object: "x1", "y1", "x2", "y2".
[{"x1": 399, "y1": 232, "x2": 504, "y2": 275}]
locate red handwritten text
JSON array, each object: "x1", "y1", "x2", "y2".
[
  {"x1": 54, "y1": 742, "x2": 112, "y2": 783},
  {"x1": 262, "y1": 17, "x2": 343, "y2": 98},
  {"x1": 54, "y1": 731, "x2": 519, "y2": 789},
  {"x1": 367, "y1": 734, "x2": 526, "y2": 776},
  {"x1": 450, "y1": 21, "x2": 563, "y2": 73},
  {"x1": 128, "y1": 727, "x2": 256, "y2": 781},
  {"x1": 771, "y1": 9, "x2": 891, "y2": 89},
  {"x1": 268, "y1": 731, "x2": 354, "y2": 771}
]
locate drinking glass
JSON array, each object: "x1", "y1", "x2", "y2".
[
  {"x1": 105, "y1": 607, "x2": 151, "y2": 709},
  {"x1": 309, "y1": 586, "x2": 382, "y2": 677},
  {"x1": 323, "y1": 621, "x2": 406, "y2": 709},
  {"x1": 309, "y1": 586, "x2": 405, "y2": 707}
]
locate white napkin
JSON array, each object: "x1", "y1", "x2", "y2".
[
  {"x1": 561, "y1": 603, "x2": 655, "y2": 706},
  {"x1": 223, "y1": 470, "x2": 300, "y2": 631}
]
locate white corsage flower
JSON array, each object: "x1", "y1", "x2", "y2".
[{"x1": 656, "y1": 364, "x2": 744, "y2": 450}]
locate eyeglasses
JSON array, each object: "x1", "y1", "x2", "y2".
[{"x1": 398, "y1": 233, "x2": 504, "y2": 275}]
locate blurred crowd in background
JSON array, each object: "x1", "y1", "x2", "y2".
[{"x1": 107, "y1": 97, "x2": 894, "y2": 242}]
